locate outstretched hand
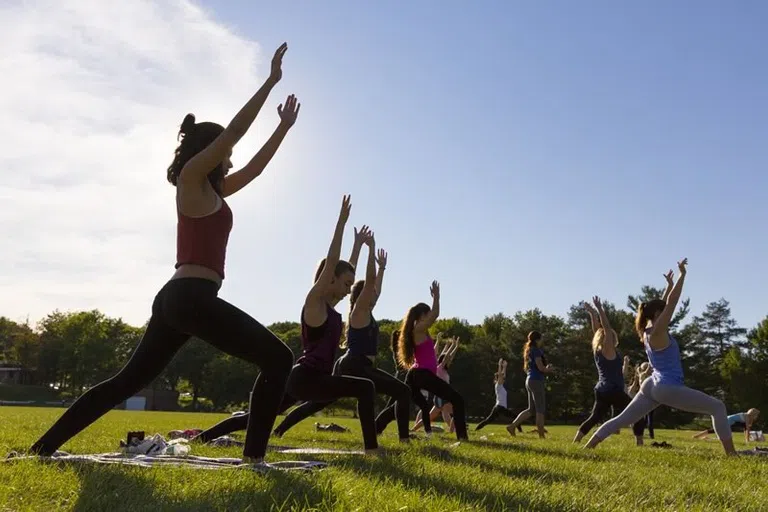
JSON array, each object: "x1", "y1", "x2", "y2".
[
  {"x1": 269, "y1": 43, "x2": 288, "y2": 83},
  {"x1": 677, "y1": 258, "x2": 688, "y2": 275},
  {"x1": 592, "y1": 296, "x2": 603, "y2": 310},
  {"x1": 277, "y1": 94, "x2": 300, "y2": 127},
  {"x1": 663, "y1": 269, "x2": 674, "y2": 285},
  {"x1": 354, "y1": 225, "x2": 371, "y2": 247},
  {"x1": 339, "y1": 195, "x2": 351, "y2": 224},
  {"x1": 430, "y1": 280, "x2": 440, "y2": 299},
  {"x1": 376, "y1": 248, "x2": 388, "y2": 269},
  {"x1": 364, "y1": 231, "x2": 375, "y2": 247}
]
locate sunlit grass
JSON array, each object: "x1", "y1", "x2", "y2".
[{"x1": 1, "y1": 407, "x2": 766, "y2": 511}]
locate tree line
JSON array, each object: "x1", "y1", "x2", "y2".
[{"x1": 1, "y1": 282, "x2": 766, "y2": 428}]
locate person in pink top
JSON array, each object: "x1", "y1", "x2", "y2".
[
  {"x1": 378, "y1": 281, "x2": 468, "y2": 440},
  {"x1": 412, "y1": 335, "x2": 460, "y2": 432}
]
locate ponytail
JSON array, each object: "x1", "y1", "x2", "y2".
[
  {"x1": 635, "y1": 299, "x2": 666, "y2": 340},
  {"x1": 522, "y1": 330, "x2": 542, "y2": 371}
]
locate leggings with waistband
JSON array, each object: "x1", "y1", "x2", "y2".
[
  {"x1": 30, "y1": 278, "x2": 294, "y2": 460},
  {"x1": 274, "y1": 354, "x2": 412, "y2": 440},
  {"x1": 589, "y1": 378, "x2": 730, "y2": 443}
]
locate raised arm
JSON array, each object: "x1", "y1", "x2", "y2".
[
  {"x1": 374, "y1": 248, "x2": 387, "y2": 297},
  {"x1": 304, "y1": 195, "x2": 351, "y2": 327},
  {"x1": 623, "y1": 356, "x2": 632, "y2": 381},
  {"x1": 661, "y1": 269, "x2": 674, "y2": 302},
  {"x1": 584, "y1": 302, "x2": 600, "y2": 334},
  {"x1": 650, "y1": 258, "x2": 687, "y2": 342},
  {"x1": 222, "y1": 95, "x2": 300, "y2": 197},
  {"x1": 593, "y1": 296, "x2": 617, "y2": 358},
  {"x1": 180, "y1": 43, "x2": 286, "y2": 186},
  {"x1": 348, "y1": 226, "x2": 370, "y2": 270},
  {"x1": 441, "y1": 337, "x2": 459, "y2": 366},
  {"x1": 415, "y1": 281, "x2": 441, "y2": 331},
  {"x1": 349, "y1": 232, "x2": 377, "y2": 326}
]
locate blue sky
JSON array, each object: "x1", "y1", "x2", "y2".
[
  {"x1": 1, "y1": 1, "x2": 765, "y2": 333},
  {"x1": 210, "y1": 1, "x2": 768, "y2": 329}
]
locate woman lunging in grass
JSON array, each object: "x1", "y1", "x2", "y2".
[
  {"x1": 412, "y1": 335, "x2": 460, "y2": 432},
  {"x1": 28, "y1": 44, "x2": 298, "y2": 464},
  {"x1": 573, "y1": 297, "x2": 646, "y2": 445},
  {"x1": 476, "y1": 359, "x2": 521, "y2": 431},
  {"x1": 195, "y1": 196, "x2": 380, "y2": 454},
  {"x1": 585, "y1": 258, "x2": 736, "y2": 456},
  {"x1": 272, "y1": 242, "x2": 413, "y2": 442},
  {"x1": 376, "y1": 283, "x2": 469, "y2": 440},
  {"x1": 506, "y1": 331, "x2": 555, "y2": 438}
]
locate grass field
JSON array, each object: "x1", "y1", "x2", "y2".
[{"x1": 1, "y1": 407, "x2": 766, "y2": 511}]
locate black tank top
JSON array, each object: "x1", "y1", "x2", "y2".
[{"x1": 346, "y1": 315, "x2": 379, "y2": 357}]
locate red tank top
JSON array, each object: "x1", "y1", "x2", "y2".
[{"x1": 175, "y1": 199, "x2": 233, "y2": 279}]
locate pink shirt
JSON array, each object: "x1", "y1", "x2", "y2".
[{"x1": 412, "y1": 336, "x2": 438, "y2": 374}]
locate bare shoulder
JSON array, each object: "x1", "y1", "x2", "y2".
[{"x1": 177, "y1": 181, "x2": 219, "y2": 217}]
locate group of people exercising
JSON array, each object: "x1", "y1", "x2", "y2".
[{"x1": 25, "y1": 43, "x2": 757, "y2": 464}]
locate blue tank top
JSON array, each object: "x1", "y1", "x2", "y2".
[
  {"x1": 346, "y1": 315, "x2": 379, "y2": 357},
  {"x1": 297, "y1": 304, "x2": 343, "y2": 374},
  {"x1": 527, "y1": 347, "x2": 545, "y2": 381},
  {"x1": 594, "y1": 350, "x2": 624, "y2": 392},
  {"x1": 644, "y1": 330, "x2": 684, "y2": 386}
]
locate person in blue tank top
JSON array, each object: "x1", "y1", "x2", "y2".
[
  {"x1": 272, "y1": 236, "x2": 413, "y2": 443},
  {"x1": 506, "y1": 331, "x2": 555, "y2": 439},
  {"x1": 573, "y1": 296, "x2": 647, "y2": 445},
  {"x1": 585, "y1": 258, "x2": 737, "y2": 456}
]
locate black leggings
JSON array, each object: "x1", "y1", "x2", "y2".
[
  {"x1": 197, "y1": 363, "x2": 379, "y2": 450},
  {"x1": 476, "y1": 405, "x2": 518, "y2": 431},
  {"x1": 274, "y1": 354, "x2": 411, "y2": 440},
  {"x1": 30, "y1": 278, "x2": 293, "y2": 459},
  {"x1": 578, "y1": 388, "x2": 645, "y2": 437},
  {"x1": 377, "y1": 368, "x2": 468, "y2": 440}
]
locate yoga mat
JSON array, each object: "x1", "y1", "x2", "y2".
[{"x1": 3, "y1": 451, "x2": 327, "y2": 471}]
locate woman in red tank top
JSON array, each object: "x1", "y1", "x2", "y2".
[{"x1": 29, "y1": 43, "x2": 301, "y2": 466}]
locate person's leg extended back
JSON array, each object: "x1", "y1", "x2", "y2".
[
  {"x1": 175, "y1": 291, "x2": 293, "y2": 460},
  {"x1": 651, "y1": 384, "x2": 730, "y2": 440},
  {"x1": 362, "y1": 366, "x2": 411, "y2": 440}
]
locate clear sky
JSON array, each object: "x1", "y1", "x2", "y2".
[{"x1": 1, "y1": 0, "x2": 766, "y2": 332}]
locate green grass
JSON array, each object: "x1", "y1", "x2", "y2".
[{"x1": 1, "y1": 407, "x2": 766, "y2": 511}]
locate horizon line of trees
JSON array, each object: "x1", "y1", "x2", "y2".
[{"x1": 2, "y1": 282, "x2": 767, "y2": 428}]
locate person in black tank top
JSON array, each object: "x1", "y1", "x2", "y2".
[
  {"x1": 274, "y1": 239, "x2": 413, "y2": 442},
  {"x1": 193, "y1": 200, "x2": 381, "y2": 453},
  {"x1": 573, "y1": 297, "x2": 646, "y2": 445}
]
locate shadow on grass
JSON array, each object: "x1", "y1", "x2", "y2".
[
  {"x1": 467, "y1": 438, "x2": 607, "y2": 461},
  {"x1": 66, "y1": 462, "x2": 334, "y2": 512},
  {"x1": 341, "y1": 451, "x2": 572, "y2": 512},
  {"x1": 417, "y1": 445, "x2": 571, "y2": 483}
]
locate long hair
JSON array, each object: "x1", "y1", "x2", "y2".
[
  {"x1": 522, "y1": 330, "x2": 542, "y2": 372},
  {"x1": 166, "y1": 114, "x2": 226, "y2": 195},
  {"x1": 635, "y1": 299, "x2": 666, "y2": 340},
  {"x1": 396, "y1": 302, "x2": 431, "y2": 369},
  {"x1": 341, "y1": 280, "x2": 366, "y2": 349},
  {"x1": 591, "y1": 327, "x2": 619, "y2": 353}
]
